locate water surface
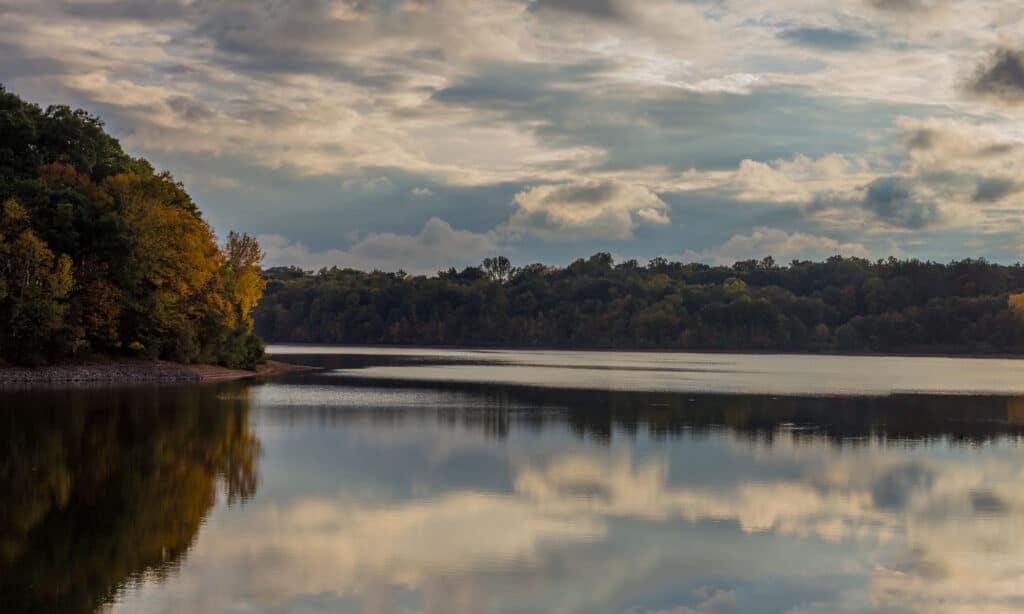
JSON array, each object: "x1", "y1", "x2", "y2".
[{"x1": 3, "y1": 347, "x2": 1024, "y2": 613}]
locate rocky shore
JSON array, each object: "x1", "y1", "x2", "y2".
[{"x1": 0, "y1": 359, "x2": 313, "y2": 385}]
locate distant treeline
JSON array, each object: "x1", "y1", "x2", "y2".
[
  {"x1": 255, "y1": 253, "x2": 1024, "y2": 354},
  {"x1": 0, "y1": 85, "x2": 265, "y2": 366}
]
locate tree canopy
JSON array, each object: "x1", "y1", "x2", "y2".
[
  {"x1": 0, "y1": 85, "x2": 265, "y2": 366},
  {"x1": 256, "y1": 253, "x2": 1024, "y2": 355}
]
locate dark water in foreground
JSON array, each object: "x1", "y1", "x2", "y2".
[{"x1": 3, "y1": 348, "x2": 1024, "y2": 613}]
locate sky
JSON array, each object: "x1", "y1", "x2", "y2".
[{"x1": 2, "y1": 0, "x2": 1024, "y2": 272}]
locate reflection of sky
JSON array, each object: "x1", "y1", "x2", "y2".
[{"x1": 114, "y1": 381, "x2": 1024, "y2": 614}]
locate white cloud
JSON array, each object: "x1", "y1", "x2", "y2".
[
  {"x1": 113, "y1": 490, "x2": 604, "y2": 614},
  {"x1": 682, "y1": 227, "x2": 872, "y2": 265},
  {"x1": 259, "y1": 217, "x2": 497, "y2": 273},
  {"x1": 506, "y1": 180, "x2": 670, "y2": 241}
]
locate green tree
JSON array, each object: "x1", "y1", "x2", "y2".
[{"x1": 482, "y1": 256, "x2": 513, "y2": 283}]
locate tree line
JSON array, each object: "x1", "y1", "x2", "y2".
[
  {"x1": 0, "y1": 85, "x2": 265, "y2": 366},
  {"x1": 255, "y1": 253, "x2": 1024, "y2": 354}
]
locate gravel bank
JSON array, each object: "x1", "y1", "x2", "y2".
[
  {"x1": 0, "y1": 360, "x2": 200, "y2": 385},
  {"x1": 0, "y1": 359, "x2": 313, "y2": 386}
]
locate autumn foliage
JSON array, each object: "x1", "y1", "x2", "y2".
[{"x1": 0, "y1": 85, "x2": 265, "y2": 366}]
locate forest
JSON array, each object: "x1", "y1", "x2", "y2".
[
  {"x1": 255, "y1": 254, "x2": 1024, "y2": 355},
  {"x1": 0, "y1": 86, "x2": 265, "y2": 367}
]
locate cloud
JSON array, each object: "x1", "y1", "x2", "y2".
[
  {"x1": 682, "y1": 227, "x2": 871, "y2": 265},
  {"x1": 529, "y1": 0, "x2": 627, "y2": 21},
  {"x1": 865, "y1": 0, "x2": 941, "y2": 12},
  {"x1": 63, "y1": 0, "x2": 187, "y2": 21},
  {"x1": 166, "y1": 95, "x2": 214, "y2": 121},
  {"x1": 972, "y1": 177, "x2": 1019, "y2": 203},
  {"x1": 506, "y1": 180, "x2": 670, "y2": 241},
  {"x1": 721, "y1": 154, "x2": 873, "y2": 204},
  {"x1": 891, "y1": 117, "x2": 1024, "y2": 219},
  {"x1": 117, "y1": 489, "x2": 604, "y2": 614},
  {"x1": 776, "y1": 27, "x2": 870, "y2": 51},
  {"x1": 861, "y1": 176, "x2": 940, "y2": 229},
  {"x1": 965, "y1": 47, "x2": 1024, "y2": 106},
  {"x1": 259, "y1": 217, "x2": 497, "y2": 273},
  {"x1": 902, "y1": 127, "x2": 937, "y2": 150}
]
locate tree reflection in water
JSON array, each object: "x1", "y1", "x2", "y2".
[
  {"x1": 0, "y1": 384, "x2": 260, "y2": 614},
  {"x1": 272, "y1": 375, "x2": 1024, "y2": 446}
]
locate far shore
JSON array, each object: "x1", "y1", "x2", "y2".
[{"x1": 0, "y1": 359, "x2": 315, "y2": 386}]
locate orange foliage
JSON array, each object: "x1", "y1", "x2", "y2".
[{"x1": 1009, "y1": 293, "x2": 1024, "y2": 320}]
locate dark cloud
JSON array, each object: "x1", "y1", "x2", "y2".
[
  {"x1": 44, "y1": 1, "x2": 415, "y2": 89},
  {"x1": 536, "y1": 181, "x2": 618, "y2": 205},
  {"x1": 866, "y1": 0, "x2": 936, "y2": 12},
  {"x1": 64, "y1": 0, "x2": 186, "y2": 21},
  {"x1": 902, "y1": 128, "x2": 936, "y2": 150},
  {"x1": 972, "y1": 177, "x2": 1019, "y2": 203},
  {"x1": 872, "y1": 463, "x2": 935, "y2": 509},
  {"x1": 529, "y1": 0, "x2": 626, "y2": 21},
  {"x1": 969, "y1": 489, "x2": 1008, "y2": 515},
  {"x1": 432, "y1": 61, "x2": 608, "y2": 112},
  {"x1": 898, "y1": 124, "x2": 1019, "y2": 159},
  {"x1": 776, "y1": 27, "x2": 869, "y2": 51},
  {"x1": 965, "y1": 47, "x2": 1024, "y2": 106},
  {"x1": 166, "y1": 95, "x2": 214, "y2": 121},
  {"x1": 976, "y1": 142, "x2": 1018, "y2": 157},
  {"x1": 862, "y1": 176, "x2": 940, "y2": 228},
  {"x1": 885, "y1": 550, "x2": 949, "y2": 581}
]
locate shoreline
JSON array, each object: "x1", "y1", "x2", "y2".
[
  {"x1": 187, "y1": 360, "x2": 316, "y2": 382},
  {"x1": 0, "y1": 359, "x2": 315, "y2": 386}
]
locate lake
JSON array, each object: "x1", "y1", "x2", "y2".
[{"x1": 3, "y1": 347, "x2": 1024, "y2": 613}]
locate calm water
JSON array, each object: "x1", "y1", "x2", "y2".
[{"x1": 4, "y1": 348, "x2": 1024, "y2": 613}]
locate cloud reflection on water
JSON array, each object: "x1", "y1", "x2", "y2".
[{"x1": 113, "y1": 408, "x2": 1024, "y2": 613}]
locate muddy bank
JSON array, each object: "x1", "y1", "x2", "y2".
[{"x1": 0, "y1": 359, "x2": 314, "y2": 385}]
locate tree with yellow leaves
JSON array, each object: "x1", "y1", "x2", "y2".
[
  {"x1": 1008, "y1": 293, "x2": 1024, "y2": 320},
  {"x1": 0, "y1": 86, "x2": 267, "y2": 366},
  {"x1": 0, "y1": 199, "x2": 73, "y2": 363}
]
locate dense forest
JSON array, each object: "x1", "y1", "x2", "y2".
[
  {"x1": 255, "y1": 254, "x2": 1024, "y2": 354},
  {"x1": 0, "y1": 86, "x2": 265, "y2": 366}
]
